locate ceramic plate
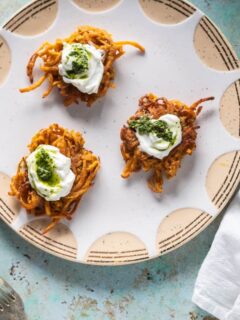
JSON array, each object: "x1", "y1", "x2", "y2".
[{"x1": 0, "y1": 0, "x2": 239, "y2": 265}]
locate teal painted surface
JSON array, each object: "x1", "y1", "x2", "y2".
[{"x1": 0, "y1": 1, "x2": 239, "y2": 319}]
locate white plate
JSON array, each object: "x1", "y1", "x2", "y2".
[{"x1": 0, "y1": 0, "x2": 239, "y2": 265}]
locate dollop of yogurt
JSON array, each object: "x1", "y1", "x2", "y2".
[
  {"x1": 59, "y1": 43, "x2": 104, "y2": 94},
  {"x1": 27, "y1": 145, "x2": 75, "y2": 201},
  {"x1": 136, "y1": 114, "x2": 182, "y2": 159}
]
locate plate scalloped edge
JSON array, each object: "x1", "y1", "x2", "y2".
[{"x1": 0, "y1": 0, "x2": 239, "y2": 265}]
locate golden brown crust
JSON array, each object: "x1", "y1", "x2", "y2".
[
  {"x1": 120, "y1": 94, "x2": 214, "y2": 193},
  {"x1": 20, "y1": 26, "x2": 144, "y2": 107},
  {"x1": 9, "y1": 124, "x2": 100, "y2": 233}
]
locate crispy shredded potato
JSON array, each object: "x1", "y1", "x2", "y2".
[
  {"x1": 9, "y1": 124, "x2": 100, "y2": 233},
  {"x1": 20, "y1": 26, "x2": 145, "y2": 106},
  {"x1": 120, "y1": 94, "x2": 214, "y2": 193}
]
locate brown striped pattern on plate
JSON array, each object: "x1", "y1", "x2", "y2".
[
  {"x1": 198, "y1": 17, "x2": 240, "y2": 135},
  {"x1": 211, "y1": 151, "x2": 240, "y2": 209},
  {"x1": 20, "y1": 225, "x2": 77, "y2": 260},
  {"x1": 158, "y1": 212, "x2": 212, "y2": 254},
  {"x1": 139, "y1": 0, "x2": 195, "y2": 25},
  {"x1": 3, "y1": 0, "x2": 57, "y2": 33},
  {"x1": 87, "y1": 248, "x2": 149, "y2": 264},
  {"x1": 220, "y1": 80, "x2": 240, "y2": 138},
  {"x1": 0, "y1": 198, "x2": 16, "y2": 225},
  {"x1": 154, "y1": 0, "x2": 195, "y2": 17},
  {"x1": 85, "y1": 232, "x2": 149, "y2": 265},
  {"x1": 234, "y1": 80, "x2": 240, "y2": 137},
  {"x1": 199, "y1": 17, "x2": 239, "y2": 71}
]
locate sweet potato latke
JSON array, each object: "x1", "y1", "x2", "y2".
[
  {"x1": 120, "y1": 94, "x2": 214, "y2": 193},
  {"x1": 20, "y1": 26, "x2": 144, "y2": 106},
  {"x1": 9, "y1": 124, "x2": 100, "y2": 233}
]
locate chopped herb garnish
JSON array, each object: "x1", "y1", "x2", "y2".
[
  {"x1": 36, "y1": 149, "x2": 54, "y2": 181},
  {"x1": 69, "y1": 51, "x2": 79, "y2": 57},
  {"x1": 129, "y1": 116, "x2": 174, "y2": 143},
  {"x1": 66, "y1": 46, "x2": 90, "y2": 80},
  {"x1": 35, "y1": 148, "x2": 60, "y2": 186}
]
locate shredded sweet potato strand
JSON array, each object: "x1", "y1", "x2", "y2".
[
  {"x1": 9, "y1": 124, "x2": 100, "y2": 233},
  {"x1": 120, "y1": 94, "x2": 214, "y2": 193},
  {"x1": 20, "y1": 26, "x2": 144, "y2": 106},
  {"x1": 20, "y1": 74, "x2": 48, "y2": 93}
]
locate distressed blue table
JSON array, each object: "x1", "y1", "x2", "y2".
[{"x1": 0, "y1": 1, "x2": 239, "y2": 319}]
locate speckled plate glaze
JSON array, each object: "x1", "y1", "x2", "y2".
[{"x1": 0, "y1": 0, "x2": 239, "y2": 265}]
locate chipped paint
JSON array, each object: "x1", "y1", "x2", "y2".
[{"x1": 1, "y1": 216, "x2": 223, "y2": 319}]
